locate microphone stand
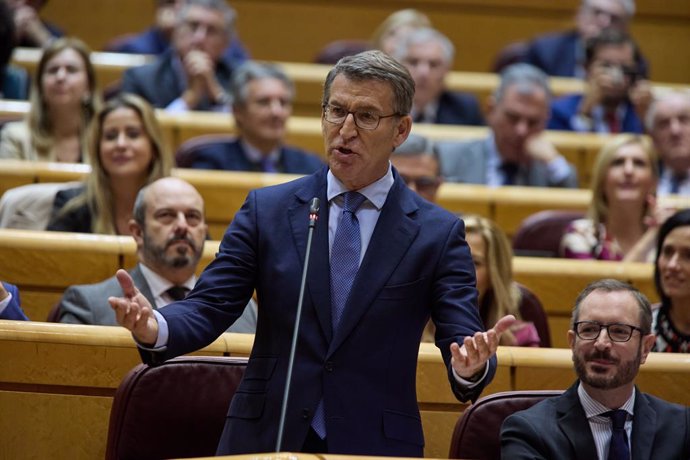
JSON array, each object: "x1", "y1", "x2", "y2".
[{"x1": 275, "y1": 198, "x2": 320, "y2": 452}]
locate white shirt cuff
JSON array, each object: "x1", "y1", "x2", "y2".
[
  {"x1": 452, "y1": 362, "x2": 489, "y2": 388},
  {"x1": 135, "y1": 309, "x2": 169, "y2": 351}
]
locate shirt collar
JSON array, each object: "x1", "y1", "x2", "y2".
[
  {"x1": 578, "y1": 381, "x2": 636, "y2": 421},
  {"x1": 138, "y1": 263, "x2": 196, "y2": 299},
  {"x1": 240, "y1": 138, "x2": 281, "y2": 164},
  {"x1": 326, "y1": 163, "x2": 394, "y2": 211}
]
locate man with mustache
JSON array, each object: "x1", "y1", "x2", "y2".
[
  {"x1": 57, "y1": 177, "x2": 256, "y2": 332},
  {"x1": 501, "y1": 279, "x2": 690, "y2": 459}
]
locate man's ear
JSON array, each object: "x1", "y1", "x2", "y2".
[
  {"x1": 129, "y1": 219, "x2": 144, "y2": 246},
  {"x1": 639, "y1": 333, "x2": 656, "y2": 365},
  {"x1": 393, "y1": 115, "x2": 413, "y2": 148}
]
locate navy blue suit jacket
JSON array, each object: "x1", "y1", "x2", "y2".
[
  {"x1": 502, "y1": 382, "x2": 690, "y2": 459},
  {"x1": 435, "y1": 91, "x2": 485, "y2": 126},
  {"x1": 120, "y1": 48, "x2": 234, "y2": 110},
  {"x1": 1, "y1": 282, "x2": 29, "y2": 320},
  {"x1": 142, "y1": 167, "x2": 494, "y2": 456},
  {"x1": 548, "y1": 94, "x2": 644, "y2": 134},
  {"x1": 525, "y1": 30, "x2": 649, "y2": 78},
  {"x1": 190, "y1": 139, "x2": 324, "y2": 174},
  {"x1": 110, "y1": 27, "x2": 249, "y2": 66}
]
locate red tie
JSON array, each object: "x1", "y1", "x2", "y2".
[{"x1": 605, "y1": 111, "x2": 620, "y2": 133}]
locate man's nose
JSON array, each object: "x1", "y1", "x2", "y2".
[{"x1": 338, "y1": 113, "x2": 358, "y2": 138}]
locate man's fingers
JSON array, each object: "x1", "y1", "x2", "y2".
[
  {"x1": 492, "y1": 314, "x2": 517, "y2": 336},
  {"x1": 115, "y1": 269, "x2": 138, "y2": 298}
]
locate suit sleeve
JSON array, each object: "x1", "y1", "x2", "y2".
[
  {"x1": 57, "y1": 287, "x2": 93, "y2": 325},
  {"x1": 501, "y1": 412, "x2": 550, "y2": 460},
  {"x1": 0, "y1": 283, "x2": 29, "y2": 321}
]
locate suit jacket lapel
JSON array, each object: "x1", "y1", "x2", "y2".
[
  {"x1": 557, "y1": 382, "x2": 599, "y2": 460},
  {"x1": 288, "y1": 169, "x2": 332, "y2": 342},
  {"x1": 131, "y1": 264, "x2": 157, "y2": 310},
  {"x1": 631, "y1": 387, "x2": 656, "y2": 460},
  {"x1": 328, "y1": 177, "x2": 420, "y2": 355}
]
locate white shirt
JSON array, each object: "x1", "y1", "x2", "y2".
[{"x1": 578, "y1": 383, "x2": 634, "y2": 460}]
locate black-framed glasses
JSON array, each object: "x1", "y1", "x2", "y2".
[
  {"x1": 574, "y1": 321, "x2": 643, "y2": 343},
  {"x1": 322, "y1": 104, "x2": 402, "y2": 130}
]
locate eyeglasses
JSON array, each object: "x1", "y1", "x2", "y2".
[
  {"x1": 574, "y1": 321, "x2": 643, "y2": 343},
  {"x1": 322, "y1": 104, "x2": 402, "y2": 130}
]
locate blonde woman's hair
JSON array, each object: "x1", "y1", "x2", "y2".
[
  {"x1": 588, "y1": 134, "x2": 659, "y2": 227},
  {"x1": 464, "y1": 215, "x2": 522, "y2": 336},
  {"x1": 27, "y1": 37, "x2": 102, "y2": 161},
  {"x1": 58, "y1": 93, "x2": 171, "y2": 234}
]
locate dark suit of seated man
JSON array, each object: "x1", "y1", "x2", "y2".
[
  {"x1": 392, "y1": 27, "x2": 484, "y2": 126},
  {"x1": 109, "y1": 50, "x2": 516, "y2": 457},
  {"x1": 501, "y1": 279, "x2": 690, "y2": 459},
  {"x1": 58, "y1": 177, "x2": 256, "y2": 333},
  {"x1": 189, "y1": 61, "x2": 324, "y2": 174}
]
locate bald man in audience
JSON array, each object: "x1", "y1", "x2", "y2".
[
  {"x1": 392, "y1": 27, "x2": 484, "y2": 126},
  {"x1": 437, "y1": 63, "x2": 578, "y2": 188},
  {"x1": 57, "y1": 177, "x2": 256, "y2": 332},
  {"x1": 647, "y1": 91, "x2": 690, "y2": 196},
  {"x1": 120, "y1": 0, "x2": 238, "y2": 112}
]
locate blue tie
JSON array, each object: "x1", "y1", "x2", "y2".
[
  {"x1": 311, "y1": 191, "x2": 367, "y2": 440},
  {"x1": 261, "y1": 156, "x2": 277, "y2": 173},
  {"x1": 604, "y1": 410, "x2": 630, "y2": 460}
]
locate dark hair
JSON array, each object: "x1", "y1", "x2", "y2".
[
  {"x1": 0, "y1": 0, "x2": 16, "y2": 68},
  {"x1": 654, "y1": 209, "x2": 690, "y2": 307},
  {"x1": 584, "y1": 28, "x2": 643, "y2": 77},
  {"x1": 572, "y1": 279, "x2": 652, "y2": 334}
]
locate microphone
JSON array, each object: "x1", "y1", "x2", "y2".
[{"x1": 275, "y1": 197, "x2": 320, "y2": 452}]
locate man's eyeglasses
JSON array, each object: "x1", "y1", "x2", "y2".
[
  {"x1": 573, "y1": 321, "x2": 643, "y2": 342},
  {"x1": 323, "y1": 104, "x2": 402, "y2": 130}
]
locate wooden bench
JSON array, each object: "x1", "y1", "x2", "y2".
[
  {"x1": 0, "y1": 227, "x2": 660, "y2": 348},
  {"x1": 1, "y1": 320, "x2": 687, "y2": 459}
]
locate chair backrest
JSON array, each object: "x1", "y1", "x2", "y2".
[
  {"x1": 314, "y1": 39, "x2": 372, "y2": 64},
  {"x1": 449, "y1": 390, "x2": 563, "y2": 460},
  {"x1": 492, "y1": 41, "x2": 529, "y2": 73},
  {"x1": 175, "y1": 134, "x2": 237, "y2": 168},
  {"x1": 512, "y1": 210, "x2": 585, "y2": 258},
  {"x1": 105, "y1": 356, "x2": 248, "y2": 460}
]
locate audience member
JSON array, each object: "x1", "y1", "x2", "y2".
[
  {"x1": 0, "y1": 0, "x2": 29, "y2": 100},
  {"x1": 0, "y1": 37, "x2": 101, "y2": 162},
  {"x1": 437, "y1": 63, "x2": 578, "y2": 188},
  {"x1": 120, "y1": 0, "x2": 237, "y2": 112},
  {"x1": 58, "y1": 177, "x2": 257, "y2": 332},
  {"x1": 370, "y1": 8, "x2": 430, "y2": 57},
  {"x1": 652, "y1": 208, "x2": 690, "y2": 353},
  {"x1": 0, "y1": 281, "x2": 29, "y2": 320},
  {"x1": 462, "y1": 215, "x2": 551, "y2": 347},
  {"x1": 647, "y1": 91, "x2": 690, "y2": 196},
  {"x1": 108, "y1": 50, "x2": 513, "y2": 456},
  {"x1": 108, "y1": 0, "x2": 249, "y2": 66},
  {"x1": 47, "y1": 93, "x2": 171, "y2": 235},
  {"x1": 7, "y1": 0, "x2": 62, "y2": 48},
  {"x1": 501, "y1": 279, "x2": 690, "y2": 459},
  {"x1": 560, "y1": 134, "x2": 669, "y2": 262},
  {"x1": 390, "y1": 133, "x2": 441, "y2": 203},
  {"x1": 392, "y1": 27, "x2": 484, "y2": 126},
  {"x1": 524, "y1": 0, "x2": 648, "y2": 79},
  {"x1": 189, "y1": 61, "x2": 323, "y2": 173},
  {"x1": 548, "y1": 29, "x2": 650, "y2": 134}
]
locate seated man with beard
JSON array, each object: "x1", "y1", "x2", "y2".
[
  {"x1": 57, "y1": 177, "x2": 256, "y2": 333},
  {"x1": 501, "y1": 279, "x2": 690, "y2": 459}
]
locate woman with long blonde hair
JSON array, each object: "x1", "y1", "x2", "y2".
[{"x1": 47, "y1": 93, "x2": 171, "y2": 234}]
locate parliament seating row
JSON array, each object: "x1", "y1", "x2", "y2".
[
  {"x1": 0, "y1": 99, "x2": 640, "y2": 189},
  {"x1": 0, "y1": 227, "x2": 658, "y2": 348},
  {"x1": 1, "y1": 320, "x2": 688, "y2": 459},
  {"x1": 37, "y1": 0, "x2": 690, "y2": 83},
  {"x1": 11, "y1": 48, "x2": 688, "y2": 121}
]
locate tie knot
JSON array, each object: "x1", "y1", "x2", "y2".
[
  {"x1": 342, "y1": 192, "x2": 367, "y2": 214},
  {"x1": 603, "y1": 409, "x2": 628, "y2": 429},
  {"x1": 166, "y1": 285, "x2": 190, "y2": 301}
]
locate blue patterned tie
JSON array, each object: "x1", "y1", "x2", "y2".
[
  {"x1": 604, "y1": 410, "x2": 630, "y2": 460},
  {"x1": 311, "y1": 191, "x2": 367, "y2": 440}
]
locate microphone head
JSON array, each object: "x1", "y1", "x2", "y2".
[{"x1": 309, "y1": 198, "x2": 320, "y2": 214}]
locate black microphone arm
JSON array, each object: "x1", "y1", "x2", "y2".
[{"x1": 275, "y1": 197, "x2": 320, "y2": 452}]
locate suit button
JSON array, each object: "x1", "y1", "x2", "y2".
[
  {"x1": 302, "y1": 408, "x2": 310, "y2": 419},
  {"x1": 325, "y1": 361, "x2": 334, "y2": 372}
]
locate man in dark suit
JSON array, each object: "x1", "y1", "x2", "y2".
[
  {"x1": 120, "y1": 0, "x2": 236, "y2": 112},
  {"x1": 189, "y1": 61, "x2": 324, "y2": 174},
  {"x1": 548, "y1": 29, "x2": 649, "y2": 134},
  {"x1": 392, "y1": 27, "x2": 484, "y2": 126},
  {"x1": 58, "y1": 177, "x2": 255, "y2": 332},
  {"x1": 502, "y1": 279, "x2": 690, "y2": 459},
  {"x1": 109, "y1": 50, "x2": 514, "y2": 457},
  {"x1": 524, "y1": 0, "x2": 648, "y2": 79},
  {"x1": 0, "y1": 282, "x2": 29, "y2": 320},
  {"x1": 438, "y1": 63, "x2": 578, "y2": 188}
]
